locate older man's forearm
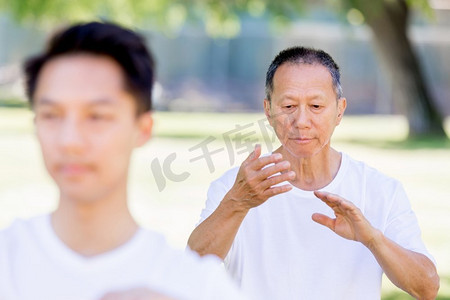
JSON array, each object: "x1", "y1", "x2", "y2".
[
  {"x1": 188, "y1": 199, "x2": 248, "y2": 260},
  {"x1": 366, "y1": 230, "x2": 439, "y2": 299}
]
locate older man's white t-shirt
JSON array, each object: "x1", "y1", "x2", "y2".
[
  {"x1": 0, "y1": 214, "x2": 246, "y2": 300},
  {"x1": 198, "y1": 152, "x2": 435, "y2": 300}
]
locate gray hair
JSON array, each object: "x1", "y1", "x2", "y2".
[{"x1": 265, "y1": 46, "x2": 343, "y2": 101}]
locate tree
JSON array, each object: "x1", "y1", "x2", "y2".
[
  {"x1": 344, "y1": 0, "x2": 446, "y2": 137},
  {"x1": 0, "y1": 0, "x2": 446, "y2": 137}
]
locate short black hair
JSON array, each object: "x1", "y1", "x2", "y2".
[
  {"x1": 24, "y1": 21, "x2": 155, "y2": 113},
  {"x1": 265, "y1": 46, "x2": 342, "y2": 101}
]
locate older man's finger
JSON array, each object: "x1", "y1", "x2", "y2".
[
  {"x1": 242, "y1": 144, "x2": 262, "y2": 166},
  {"x1": 255, "y1": 160, "x2": 292, "y2": 181},
  {"x1": 312, "y1": 213, "x2": 335, "y2": 231},
  {"x1": 263, "y1": 183, "x2": 293, "y2": 198}
]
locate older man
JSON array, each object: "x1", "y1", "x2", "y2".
[{"x1": 188, "y1": 47, "x2": 439, "y2": 299}]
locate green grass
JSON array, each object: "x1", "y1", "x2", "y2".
[
  {"x1": 0, "y1": 107, "x2": 449, "y2": 299},
  {"x1": 0, "y1": 98, "x2": 29, "y2": 108}
]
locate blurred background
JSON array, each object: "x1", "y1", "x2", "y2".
[{"x1": 0, "y1": 0, "x2": 449, "y2": 299}]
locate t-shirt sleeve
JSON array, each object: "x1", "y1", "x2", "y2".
[
  {"x1": 0, "y1": 231, "x2": 6, "y2": 300},
  {"x1": 196, "y1": 169, "x2": 241, "y2": 267},
  {"x1": 384, "y1": 183, "x2": 436, "y2": 265},
  {"x1": 198, "y1": 171, "x2": 236, "y2": 224},
  {"x1": 0, "y1": 226, "x2": 15, "y2": 300}
]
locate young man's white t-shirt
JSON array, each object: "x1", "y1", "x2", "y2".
[
  {"x1": 0, "y1": 214, "x2": 246, "y2": 300},
  {"x1": 198, "y1": 152, "x2": 435, "y2": 300}
]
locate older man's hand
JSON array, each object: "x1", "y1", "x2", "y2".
[
  {"x1": 312, "y1": 191, "x2": 380, "y2": 247},
  {"x1": 224, "y1": 145, "x2": 295, "y2": 212}
]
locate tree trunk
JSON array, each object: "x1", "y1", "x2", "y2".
[{"x1": 353, "y1": 0, "x2": 446, "y2": 138}]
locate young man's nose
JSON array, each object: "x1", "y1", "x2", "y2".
[{"x1": 58, "y1": 116, "x2": 86, "y2": 154}]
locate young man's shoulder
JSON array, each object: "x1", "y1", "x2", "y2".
[
  {"x1": 0, "y1": 214, "x2": 44, "y2": 247},
  {"x1": 0, "y1": 215, "x2": 246, "y2": 300}
]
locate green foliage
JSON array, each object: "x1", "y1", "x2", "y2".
[
  {"x1": 405, "y1": 0, "x2": 434, "y2": 17},
  {"x1": 0, "y1": 0, "x2": 188, "y2": 30},
  {"x1": 0, "y1": 0, "x2": 434, "y2": 35}
]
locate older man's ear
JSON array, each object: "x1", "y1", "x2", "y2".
[
  {"x1": 336, "y1": 97, "x2": 347, "y2": 125},
  {"x1": 264, "y1": 99, "x2": 273, "y2": 126}
]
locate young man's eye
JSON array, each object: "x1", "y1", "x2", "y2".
[
  {"x1": 89, "y1": 113, "x2": 104, "y2": 120},
  {"x1": 89, "y1": 114, "x2": 102, "y2": 120},
  {"x1": 88, "y1": 113, "x2": 112, "y2": 121},
  {"x1": 43, "y1": 112, "x2": 57, "y2": 119},
  {"x1": 38, "y1": 111, "x2": 59, "y2": 120}
]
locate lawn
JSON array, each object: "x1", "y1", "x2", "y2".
[{"x1": 0, "y1": 107, "x2": 449, "y2": 299}]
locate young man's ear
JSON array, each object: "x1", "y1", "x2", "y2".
[
  {"x1": 135, "y1": 112, "x2": 153, "y2": 147},
  {"x1": 263, "y1": 99, "x2": 273, "y2": 126}
]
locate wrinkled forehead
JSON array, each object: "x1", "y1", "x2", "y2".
[
  {"x1": 282, "y1": 60, "x2": 332, "y2": 76},
  {"x1": 273, "y1": 62, "x2": 336, "y2": 97},
  {"x1": 273, "y1": 62, "x2": 333, "y2": 86}
]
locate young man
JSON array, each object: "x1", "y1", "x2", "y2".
[
  {"x1": 0, "y1": 22, "x2": 245, "y2": 300},
  {"x1": 188, "y1": 47, "x2": 439, "y2": 299}
]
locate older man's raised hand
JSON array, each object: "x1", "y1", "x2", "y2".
[
  {"x1": 312, "y1": 191, "x2": 439, "y2": 299},
  {"x1": 225, "y1": 144, "x2": 295, "y2": 212},
  {"x1": 312, "y1": 191, "x2": 378, "y2": 246},
  {"x1": 187, "y1": 144, "x2": 294, "y2": 259}
]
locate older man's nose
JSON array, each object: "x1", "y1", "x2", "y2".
[{"x1": 293, "y1": 107, "x2": 311, "y2": 129}]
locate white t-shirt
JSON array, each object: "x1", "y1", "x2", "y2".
[
  {"x1": 199, "y1": 152, "x2": 435, "y2": 300},
  {"x1": 0, "y1": 214, "x2": 246, "y2": 300}
]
